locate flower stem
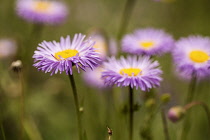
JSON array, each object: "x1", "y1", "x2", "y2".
[
  {"x1": 0, "y1": 124, "x2": 6, "y2": 140},
  {"x1": 18, "y1": 70, "x2": 25, "y2": 140},
  {"x1": 181, "y1": 75, "x2": 197, "y2": 140},
  {"x1": 117, "y1": 0, "x2": 137, "y2": 40},
  {"x1": 184, "y1": 101, "x2": 210, "y2": 135},
  {"x1": 129, "y1": 86, "x2": 134, "y2": 140},
  {"x1": 185, "y1": 75, "x2": 197, "y2": 104},
  {"x1": 161, "y1": 108, "x2": 170, "y2": 140},
  {"x1": 68, "y1": 73, "x2": 83, "y2": 140}
]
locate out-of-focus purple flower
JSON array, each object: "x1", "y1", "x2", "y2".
[
  {"x1": 0, "y1": 39, "x2": 17, "y2": 59},
  {"x1": 83, "y1": 67, "x2": 106, "y2": 89},
  {"x1": 16, "y1": 0, "x2": 68, "y2": 25},
  {"x1": 88, "y1": 31, "x2": 118, "y2": 59},
  {"x1": 122, "y1": 28, "x2": 174, "y2": 56},
  {"x1": 173, "y1": 36, "x2": 210, "y2": 79},
  {"x1": 33, "y1": 34, "x2": 102, "y2": 75},
  {"x1": 102, "y1": 56, "x2": 162, "y2": 91}
]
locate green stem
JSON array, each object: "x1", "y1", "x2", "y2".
[
  {"x1": 181, "y1": 75, "x2": 197, "y2": 140},
  {"x1": 129, "y1": 86, "x2": 134, "y2": 140},
  {"x1": 68, "y1": 73, "x2": 83, "y2": 140},
  {"x1": 184, "y1": 101, "x2": 210, "y2": 135},
  {"x1": 117, "y1": 0, "x2": 137, "y2": 40},
  {"x1": 18, "y1": 70, "x2": 25, "y2": 140},
  {"x1": 161, "y1": 108, "x2": 170, "y2": 140},
  {"x1": 0, "y1": 124, "x2": 6, "y2": 140},
  {"x1": 185, "y1": 75, "x2": 197, "y2": 104}
]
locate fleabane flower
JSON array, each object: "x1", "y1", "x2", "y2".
[
  {"x1": 33, "y1": 34, "x2": 102, "y2": 75},
  {"x1": 0, "y1": 39, "x2": 17, "y2": 59},
  {"x1": 122, "y1": 28, "x2": 174, "y2": 56},
  {"x1": 102, "y1": 56, "x2": 162, "y2": 91},
  {"x1": 16, "y1": 0, "x2": 68, "y2": 25},
  {"x1": 173, "y1": 36, "x2": 210, "y2": 79}
]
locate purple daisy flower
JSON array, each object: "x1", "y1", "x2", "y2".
[
  {"x1": 173, "y1": 36, "x2": 210, "y2": 79},
  {"x1": 33, "y1": 34, "x2": 102, "y2": 75},
  {"x1": 102, "y1": 56, "x2": 162, "y2": 91},
  {"x1": 16, "y1": 0, "x2": 68, "y2": 25},
  {"x1": 122, "y1": 28, "x2": 174, "y2": 56}
]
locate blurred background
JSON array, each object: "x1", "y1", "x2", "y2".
[{"x1": 0, "y1": 0, "x2": 210, "y2": 140}]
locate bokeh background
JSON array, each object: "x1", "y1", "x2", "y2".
[{"x1": 0, "y1": 0, "x2": 210, "y2": 140}]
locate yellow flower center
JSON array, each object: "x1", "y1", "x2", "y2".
[
  {"x1": 34, "y1": 2, "x2": 51, "y2": 12},
  {"x1": 119, "y1": 68, "x2": 142, "y2": 76},
  {"x1": 189, "y1": 50, "x2": 209, "y2": 63},
  {"x1": 140, "y1": 41, "x2": 154, "y2": 49},
  {"x1": 54, "y1": 49, "x2": 79, "y2": 60}
]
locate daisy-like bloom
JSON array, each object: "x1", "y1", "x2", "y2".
[
  {"x1": 16, "y1": 0, "x2": 68, "y2": 25},
  {"x1": 122, "y1": 28, "x2": 174, "y2": 56},
  {"x1": 33, "y1": 34, "x2": 102, "y2": 75},
  {"x1": 89, "y1": 33, "x2": 108, "y2": 59},
  {"x1": 173, "y1": 36, "x2": 210, "y2": 79},
  {"x1": 83, "y1": 67, "x2": 106, "y2": 88},
  {"x1": 102, "y1": 56, "x2": 162, "y2": 91},
  {"x1": 0, "y1": 39, "x2": 17, "y2": 59}
]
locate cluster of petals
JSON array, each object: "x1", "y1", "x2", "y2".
[
  {"x1": 122, "y1": 28, "x2": 174, "y2": 56},
  {"x1": 16, "y1": 0, "x2": 68, "y2": 25},
  {"x1": 173, "y1": 36, "x2": 210, "y2": 79},
  {"x1": 102, "y1": 56, "x2": 162, "y2": 91},
  {"x1": 33, "y1": 34, "x2": 102, "y2": 75}
]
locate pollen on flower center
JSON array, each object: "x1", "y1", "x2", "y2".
[
  {"x1": 140, "y1": 41, "x2": 154, "y2": 49},
  {"x1": 189, "y1": 50, "x2": 209, "y2": 63},
  {"x1": 34, "y1": 2, "x2": 51, "y2": 12},
  {"x1": 54, "y1": 49, "x2": 78, "y2": 60},
  {"x1": 120, "y1": 68, "x2": 142, "y2": 76}
]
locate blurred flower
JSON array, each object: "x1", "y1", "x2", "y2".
[
  {"x1": 168, "y1": 106, "x2": 185, "y2": 123},
  {"x1": 102, "y1": 56, "x2": 162, "y2": 90},
  {"x1": 122, "y1": 28, "x2": 174, "y2": 56},
  {"x1": 173, "y1": 36, "x2": 210, "y2": 79},
  {"x1": 83, "y1": 67, "x2": 106, "y2": 88},
  {"x1": 33, "y1": 34, "x2": 101, "y2": 75},
  {"x1": 109, "y1": 38, "x2": 118, "y2": 56},
  {"x1": 0, "y1": 39, "x2": 17, "y2": 59},
  {"x1": 88, "y1": 30, "x2": 118, "y2": 59},
  {"x1": 89, "y1": 33, "x2": 108, "y2": 59},
  {"x1": 16, "y1": 0, "x2": 68, "y2": 25}
]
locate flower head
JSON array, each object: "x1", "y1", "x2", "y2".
[
  {"x1": 16, "y1": 0, "x2": 68, "y2": 25},
  {"x1": 0, "y1": 39, "x2": 17, "y2": 59},
  {"x1": 102, "y1": 56, "x2": 162, "y2": 91},
  {"x1": 173, "y1": 36, "x2": 210, "y2": 79},
  {"x1": 122, "y1": 28, "x2": 174, "y2": 56},
  {"x1": 33, "y1": 34, "x2": 102, "y2": 75}
]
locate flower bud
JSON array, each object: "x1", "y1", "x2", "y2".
[
  {"x1": 168, "y1": 106, "x2": 185, "y2": 123},
  {"x1": 145, "y1": 98, "x2": 156, "y2": 109},
  {"x1": 160, "y1": 93, "x2": 171, "y2": 104},
  {"x1": 11, "y1": 60, "x2": 22, "y2": 72}
]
